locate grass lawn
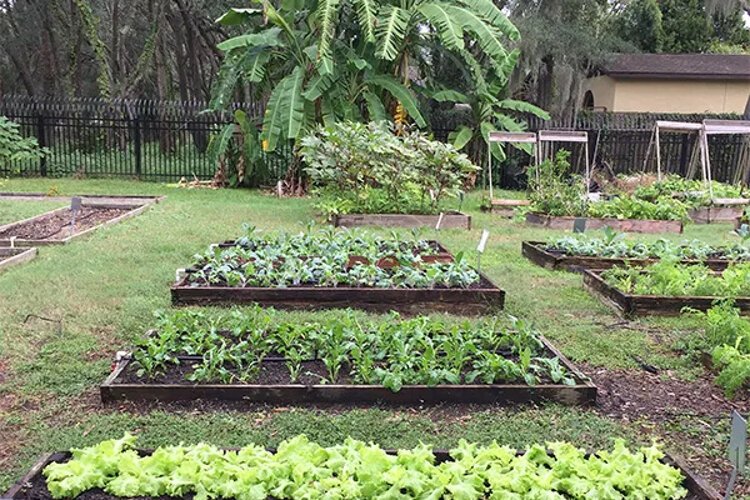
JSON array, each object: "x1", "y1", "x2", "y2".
[
  {"x1": 0, "y1": 178, "x2": 746, "y2": 496},
  {"x1": 0, "y1": 200, "x2": 68, "y2": 226}
]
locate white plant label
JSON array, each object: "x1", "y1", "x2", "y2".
[
  {"x1": 477, "y1": 230, "x2": 490, "y2": 253},
  {"x1": 176, "y1": 268, "x2": 186, "y2": 283},
  {"x1": 9, "y1": 236, "x2": 16, "y2": 248},
  {"x1": 435, "y1": 213, "x2": 445, "y2": 231}
]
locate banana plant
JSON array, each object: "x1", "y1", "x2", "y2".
[{"x1": 212, "y1": 0, "x2": 546, "y2": 169}]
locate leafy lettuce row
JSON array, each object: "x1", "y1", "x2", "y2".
[{"x1": 44, "y1": 434, "x2": 687, "y2": 500}]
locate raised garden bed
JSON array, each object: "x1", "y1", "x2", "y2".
[
  {"x1": 174, "y1": 232, "x2": 503, "y2": 313},
  {"x1": 485, "y1": 199, "x2": 529, "y2": 218},
  {"x1": 526, "y1": 212, "x2": 684, "y2": 234},
  {"x1": 332, "y1": 211, "x2": 471, "y2": 230},
  {"x1": 101, "y1": 335, "x2": 592, "y2": 405},
  {"x1": 0, "y1": 202, "x2": 151, "y2": 247},
  {"x1": 2, "y1": 440, "x2": 722, "y2": 500},
  {"x1": 0, "y1": 192, "x2": 165, "y2": 205},
  {"x1": 583, "y1": 268, "x2": 750, "y2": 317},
  {"x1": 522, "y1": 241, "x2": 736, "y2": 272},
  {"x1": 172, "y1": 274, "x2": 503, "y2": 314},
  {"x1": 0, "y1": 247, "x2": 37, "y2": 273}
]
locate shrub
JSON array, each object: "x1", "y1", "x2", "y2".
[
  {"x1": 0, "y1": 116, "x2": 48, "y2": 171},
  {"x1": 300, "y1": 122, "x2": 478, "y2": 217}
]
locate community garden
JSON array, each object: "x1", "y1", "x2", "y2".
[{"x1": 2, "y1": 1, "x2": 750, "y2": 499}]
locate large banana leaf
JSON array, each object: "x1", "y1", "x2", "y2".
[
  {"x1": 375, "y1": 5, "x2": 410, "y2": 61},
  {"x1": 353, "y1": 0, "x2": 377, "y2": 42},
  {"x1": 456, "y1": 0, "x2": 520, "y2": 40},
  {"x1": 498, "y1": 99, "x2": 550, "y2": 120},
  {"x1": 448, "y1": 7, "x2": 508, "y2": 67},
  {"x1": 418, "y1": 3, "x2": 464, "y2": 51},
  {"x1": 366, "y1": 75, "x2": 426, "y2": 128},
  {"x1": 217, "y1": 28, "x2": 282, "y2": 52},
  {"x1": 215, "y1": 8, "x2": 262, "y2": 26},
  {"x1": 261, "y1": 66, "x2": 306, "y2": 151},
  {"x1": 316, "y1": 0, "x2": 341, "y2": 75}
]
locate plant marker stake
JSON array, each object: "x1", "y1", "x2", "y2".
[
  {"x1": 435, "y1": 213, "x2": 445, "y2": 231},
  {"x1": 477, "y1": 229, "x2": 490, "y2": 273},
  {"x1": 725, "y1": 410, "x2": 747, "y2": 499},
  {"x1": 277, "y1": 180, "x2": 283, "y2": 197},
  {"x1": 458, "y1": 191, "x2": 464, "y2": 212},
  {"x1": 70, "y1": 196, "x2": 82, "y2": 236},
  {"x1": 176, "y1": 268, "x2": 186, "y2": 284},
  {"x1": 9, "y1": 236, "x2": 15, "y2": 249}
]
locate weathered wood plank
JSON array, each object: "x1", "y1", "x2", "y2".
[
  {"x1": 333, "y1": 212, "x2": 471, "y2": 230},
  {"x1": 526, "y1": 213, "x2": 684, "y2": 234}
]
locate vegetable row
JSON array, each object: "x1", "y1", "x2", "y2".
[
  {"x1": 132, "y1": 308, "x2": 577, "y2": 391},
  {"x1": 185, "y1": 228, "x2": 480, "y2": 289},
  {"x1": 543, "y1": 233, "x2": 750, "y2": 262},
  {"x1": 41, "y1": 434, "x2": 688, "y2": 500}
]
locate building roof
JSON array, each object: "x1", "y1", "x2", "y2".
[{"x1": 599, "y1": 53, "x2": 750, "y2": 80}]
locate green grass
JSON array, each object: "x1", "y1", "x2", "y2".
[
  {"x1": 0, "y1": 200, "x2": 68, "y2": 226},
  {"x1": 0, "y1": 180, "x2": 742, "y2": 493}
]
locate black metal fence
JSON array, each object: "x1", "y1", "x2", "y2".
[{"x1": 1, "y1": 95, "x2": 748, "y2": 188}]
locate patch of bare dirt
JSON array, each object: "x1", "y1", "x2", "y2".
[
  {"x1": 0, "y1": 207, "x2": 130, "y2": 241},
  {"x1": 588, "y1": 366, "x2": 750, "y2": 497}
]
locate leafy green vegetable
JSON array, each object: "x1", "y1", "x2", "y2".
[
  {"x1": 185, "y1": 226, "x2": 480, "y2": 290},
  {"x1": 43, "y1": 434, "x2": 688, "y2": 500},
  {"x1": 602, "y1": 260, "x2": 750, "y2": 298},
  {"x1": 545, "y1": 233, "x2": 750, "y2": 262},
  {"x1": 133, "y1": 308, "x2": 576, "y2": 390}
]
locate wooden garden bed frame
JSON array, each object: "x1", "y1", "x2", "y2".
[
  {"x1": 689, "y1": 200, "x2": 748, "y2": 224},
  {"x1": 171, "y1": 273, "x2": 505, "y2": 314},
  {"x1": 526, "y1": 212, "x2": 684, "y2": 234},
  {"x1": 332, "y1": 211, "x2": 471, "y2": 230},
  {"x1": 0, "y1": 247, "x2": 37, "y2": 273},
  {"x1": 583, "y1": 269, "x2": 749, "y2": 317},
  {"x1": 2, "y1": 448, "x2": 721, "y2": 500},
  {"x1": 0, "y1": 202, "x2": 152, "y2": 247},
  {"x1": 522, "y1": 241, "x2": 736, "y2": 272},
  {"x1": 100, "y1": 336, "x2": 593, "y2": 405}
]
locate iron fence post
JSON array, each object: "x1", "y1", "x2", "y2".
[
  {"x1": 37, "y1": 114, "x2": 47, "y2": 176},
  {"x1": 133, "y1": 116, "x2": 142, "y2": 178}
]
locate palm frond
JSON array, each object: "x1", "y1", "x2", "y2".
[
  {"x1": 375, "y1": 5, "x2": 410, "y2": 61},
  {"x1": 418, "y1": 3, "x2": 464, "y2": 51}
]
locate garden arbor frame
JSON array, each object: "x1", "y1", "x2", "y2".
[
  {"x1": 486, "y1": 131, "x2": 538, "y2": 203},
  {"x1": 645, "y1": 120, "x2": 706, "y2": 187},
  {"x1": 702, "y1": 119, "x2": 750, "y2": 193},
  {"x1": 537, "y1": 130, "x2": 591, "y2": 194}
]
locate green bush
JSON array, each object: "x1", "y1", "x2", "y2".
[
  {"x1": 0, "y1": 116, "x2": 48, "y2": 171},
  {"x1": 300, "y1": 122, "x2": 478, "y2": 217}
]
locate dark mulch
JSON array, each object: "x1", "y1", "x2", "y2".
[
  {"x1": 0, "y1": 208, "x2": 130, "y2": 241},
  {"x1": 588, "y1": 366, "x2": 750, "y2": 498}
]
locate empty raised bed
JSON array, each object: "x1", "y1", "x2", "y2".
[
  {"x1": 523, "y1": 237, "x2": 750, "y2": 272},
  {"x1": 3, "y1": 434, "x2": 721, "y2": 500},
  {"x1": 332, "y1": 211, "x2": 471, "y2": 230},
  {"x1": 526, "y1": 212, "x2": 684, "y2": 234},
  {"x1": 171, "y1": 229, "x2": 504, "y2": 314},
  {"x1": 0, "y1": 201, "x2": 152, "y2": 246},
  {"x1": 0, "y1": 247, "x2": 37, "y2": 272},
  {"x1": 101, "y1": 308, "x2": 593, "y2": 405},
  {"x1": 583, "y1": 261, "x2": 750, "y2": 317}
]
